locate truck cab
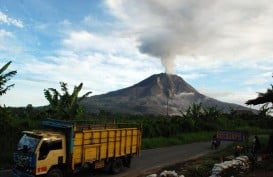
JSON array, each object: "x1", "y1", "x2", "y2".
[{"x1": 13, "y1": 131, "x2": 66, "y2": 177}]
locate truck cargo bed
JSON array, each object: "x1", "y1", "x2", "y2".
[{"x1": 73, "y1": 128, "x2": 141, "y2": 165}]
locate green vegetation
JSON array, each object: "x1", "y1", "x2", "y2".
[
  {"x1": 0, "y1": 61, "x2": 17, "y2": 96},
  {"x1": 44, "y1": 82, "x2": 92, "y2": 119},
  {"x1": 0, "y1": 61, "x2": 18, "y2": 169},
  {"x1": 1, "y1": 105, "x2": 272, "y2": 169},
  {"x1": 142, "y1": 131, "x2": 215, "y2": 149}
]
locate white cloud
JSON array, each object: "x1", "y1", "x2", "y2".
[
  {"x1": 83, "y1": 16, "x2": 94, "y2": 26},
  {"x1": 181, "y1": 73, "x2": 206, "y2": 80},
  {"x1": 175, "y1": 55, "x2": 226, "y2": 72},
  {"x1": 1, "y1": 79, "x2": 50, "y2": 107},
  {"x1": 244, "y1": 72, "x2": 272, "y2": 86},
  {"x1": 0, "y1": 29, "x2": 13, "y2": 38},
  {"x1": 0, "y1": 11, "x2": 24, "y2": 28},
  {"x1": 200, "y1": 87, "x2": 259, "y2": 107},
  {"x1": 12, "y1": 47, "x2": 161, "y2": 103},
  {"x1": 0, "y1": 29, "x2": 15, "y2": 51},
  {"x1": 1, "y1": 21, "x2": 164, "y2": 106},
  {"x1": 62, "y1": 30, "x2": 140, "y2": 55},
  {"x1": 105, "y1": 0, "x2": 129, "y2": 20}
]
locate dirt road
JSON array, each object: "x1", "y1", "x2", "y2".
[{"x1": 1, "y1": 141, "x2": 229, "y2": 177}]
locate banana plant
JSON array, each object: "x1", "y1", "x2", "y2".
[
  {"x1": 0, "y1": 61, "x2": 17, "y2": 96},
  {"x1": 44, "y1": 82, "x2": 92, "y2": 119}
]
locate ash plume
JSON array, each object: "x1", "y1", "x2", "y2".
[{"x1": 107, "y1": 0, "x2": 273, "y2": 73}]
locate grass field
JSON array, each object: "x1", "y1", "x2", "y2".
[{"x1": 142, "y1": 131, "x2": 215, "y2": 149}]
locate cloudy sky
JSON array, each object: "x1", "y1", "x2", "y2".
[{"x1": 0, "y1": 0, "x2": 272, "y2": 108}]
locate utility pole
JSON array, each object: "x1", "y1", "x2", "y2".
[{"x1": 166, "y1": 96, "x2": 169, "y2": 116}]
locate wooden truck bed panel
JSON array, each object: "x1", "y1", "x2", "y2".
[{"x1": 72, "y1": 128, "x2": 141, "y2": 165}]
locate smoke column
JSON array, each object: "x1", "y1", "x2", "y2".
[
  {"x1": 107, "y1": 0, "x2": 273, "y2": 73},
  {"x1": 138, "y1": 33, "x2": 176, "y2": 73}
]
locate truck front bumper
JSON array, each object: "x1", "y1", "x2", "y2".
[{"x1": 12, "y1": 169, "x2": 35, "y2": 177}]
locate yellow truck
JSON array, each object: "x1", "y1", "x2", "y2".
[{"x1": 13, "y1": 119, "x2": 142, "y2": 177}]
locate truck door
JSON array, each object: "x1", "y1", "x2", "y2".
[{"x1": 36, "y1": 138, "x2": 65, "y2": 176}]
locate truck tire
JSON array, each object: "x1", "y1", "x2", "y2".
[
  {"x1": 111, "y1": 158, "x2": 123, "y2": 174},
  {"x1": 46, "y1": 168, "x2": 63, "y2": 177},
  {"x1": 123, "y1": 155, "x2": 132, "y2": 168}
]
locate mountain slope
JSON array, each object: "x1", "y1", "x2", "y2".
[{"x1": 81, "y1": 73, "x2": 248, "y2": 115}]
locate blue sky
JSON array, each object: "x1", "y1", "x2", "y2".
[{"x1": 0, "y1": 0, "x2": 272, "y2": 108}]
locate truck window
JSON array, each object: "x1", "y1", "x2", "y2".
[
  {"x1": 39, "y1": 139, "x2": 62, "y2": 160},
  {"x1": 17, "y1": 134, "x2": 40, "y2": 153},
  {"x1": 50, "y1": 139, "x2": 62, "y2": 150}
]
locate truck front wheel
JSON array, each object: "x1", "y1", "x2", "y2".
[{"x1": 46, "y1": 168, "x2": 63, "y2": 177}]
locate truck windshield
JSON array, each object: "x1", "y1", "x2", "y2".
[{"x1": 17, "y1": 134, "x2": 40, "y2": 153}]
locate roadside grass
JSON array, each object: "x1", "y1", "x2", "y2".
[
  {"x1": 142, "y1": 131, "x2": 215, "y2": 149},
  {"x1": 141, "y1": 126, "x2": 272, "y2": 149},
  {"x1": 237, "y1": 126, "x2": 272, "y2": 135},
  {"x1": 141, "y1": 127, "x2": 273, "y2": 150}
]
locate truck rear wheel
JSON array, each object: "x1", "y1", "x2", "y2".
[
  {"x1": 111, "y1": 158, "x2": 123, "y2": 174},
  {"x1": 46, "y1": 168, "x2": 63, "y2": 177},
  {"x1": 123, "y1": 155, "x2": 132, "y2": 168}
]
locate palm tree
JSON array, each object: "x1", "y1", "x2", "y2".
[
  {"x1": 0, "y1": 61, "x2": 17, "y2": 96},
  {"x1": 246, "y1": 75, "x2": 273, "y2": 114},
  {"x1": 245, "y1": 85, "x2": 273, "y2": 106},
  {"x1": 44, "y1": 82, "x2": 92, "y2": 119}
]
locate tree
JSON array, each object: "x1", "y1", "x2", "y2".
[
  {"x1": 246, "y1": 74, "x2": 273, "y2": 115},
  {"x1": 0, "y1": 61, "x2": 17, "y2": 96},
  {"x1": 203, "y1": 106, "x2": 220, "y2": 120},
  {"x1": 182, "y1": 103, "x2": 203, "y2": 119},
  {"x1": 246, "y1": 85, "x2": 273, "y2": 106},
  {"x1": 44, "y1": 82, "x2": 92, "y2": 119}
]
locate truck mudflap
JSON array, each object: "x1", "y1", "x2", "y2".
[{"x1": 12, "y1": 168, "x2": 35, "y2": 177}]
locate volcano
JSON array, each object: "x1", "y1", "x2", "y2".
[{"x1": 81, "y1": 73, "x2": 248, "y2": 115}]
